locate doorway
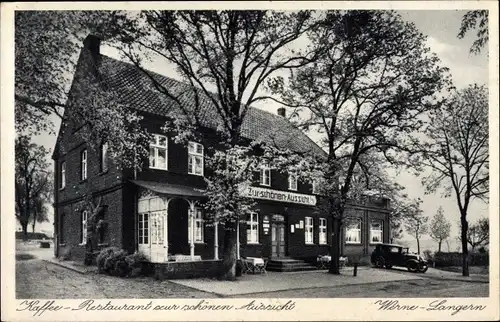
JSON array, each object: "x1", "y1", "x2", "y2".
[{"x1": 271, "y1": 220, "x2": 286, "y2": 258}]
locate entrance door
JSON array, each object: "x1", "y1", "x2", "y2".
[
  {"x1": 271, "y1": 223, "x2": 286, "y2": 258},
  {"x1": 138, "y1": 211, "x2": 167, "y2": 262}
]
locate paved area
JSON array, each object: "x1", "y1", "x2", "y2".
[{"x1": 169, "y1": 267, "x2": 425, "y2": 296}]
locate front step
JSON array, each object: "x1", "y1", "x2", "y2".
[{"x1": 267, "y1": 258, "x2": 318, "y2": 272}]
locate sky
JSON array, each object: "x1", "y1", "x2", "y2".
[{"x1": 29, "y1": 10, "x2": 489, "y2": 251}]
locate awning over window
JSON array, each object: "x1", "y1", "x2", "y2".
[{"x1": 131, "y1": 180, "x2": 206, "y2": 199}]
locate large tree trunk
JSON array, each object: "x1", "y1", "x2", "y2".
[
  {"x1": 438, "y1": 240, "x2": 442, "y2": 253},
  {"x1": 21, "y1": 221, "x2": 29, "y2": 241},
  {"x1": 32, "y1": 221, "x2": 36, "y2": 233},
  {"x1": 220, "y1": 220, "x2": 238, "y2": 281},
  {"x1": 460, "y1": 215, "x2": 470, "y2": 276},
  {"x1": 329, "y1": 217, "x2": 341, "y2": 275},
  {"x1": 416, "y1": 238, "x2": 420, "y2": 254}
]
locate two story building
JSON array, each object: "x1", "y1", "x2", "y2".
[{"x1": 53, "y1": 35, "x2": 391, "y2": 268}]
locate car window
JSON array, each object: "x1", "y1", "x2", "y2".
[{"x1": 389, "y1": 247, "x2": 400, "y2": 253}]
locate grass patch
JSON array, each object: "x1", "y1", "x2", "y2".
[{"x1": 16, "y1": 253, "x2": 36, "y2": 261}]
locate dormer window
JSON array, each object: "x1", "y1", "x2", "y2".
[{"x1": 259, "y1": 164, "x2": 271, "y2": 186}]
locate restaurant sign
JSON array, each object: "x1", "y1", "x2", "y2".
[{"x1": 241, "y1": 186, "x2": 316, "y2": 206}]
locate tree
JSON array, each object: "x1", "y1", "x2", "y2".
[
  {"x1": 106, "y1": 10, "x2": 319, "y2": 280},
  {"x1": 268, "y1": 10, "x2": 451, "y2": 274},
  {"x1": 458, "y1": 10, "x2": 489, "y2": 55},
  {"x1": 404, "y1": 206, "x2": 429, "y2": 254},
  {"x1": 15, "y1": 136, "x2": 51, "y2": 240},
  {"x1": 389, "y1": 195, "x2": 422, "y2": 244},
  {"x1": 30, "y1": 176, "x2": 52, "y2": 233},
  {"x1": 413, "y1": 84, "x2": 488, "y2": 276},
  {"x1": 429, "y1": 206, "x2": 451, "y2": 252},
  {"x1": 459, "y1": 217, "x2": 489, "y2": 252}
]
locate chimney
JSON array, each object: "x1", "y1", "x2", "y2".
[
  {"x1": 277, "y1": 107, "x2": 286, "y2": 117},
  {"x1": 83, "y1": 34, "x2": 102, "y2": 61}
]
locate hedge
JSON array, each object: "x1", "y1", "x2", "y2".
[
  {"x1": 96, "y1": 247, "x2": 148, "y2": 277},
  {"x1": 433, "y1": 252, "x2": 488, "y2": 267}
]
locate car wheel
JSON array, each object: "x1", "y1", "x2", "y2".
[
  {"x1": 419, "y1": 265, "x2": 428, "y2": 273},
  {"x1": 407, "y1": 262, "x2": 418, "y2": 273},
  {"x1": 375, "y1": 257, "x2": 385, "y2": 268},
  {"x1": 385, "y1": 264, "x2": 393, "y2": 269}
]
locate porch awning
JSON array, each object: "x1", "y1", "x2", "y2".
[{"x1": 131, "y1": 180, "x2": 206, "y2": 199}]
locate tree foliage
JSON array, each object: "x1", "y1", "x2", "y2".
[
  {"x1": 429, "y1": 206, "x2": 451, "y2": 252},
  {"x1": 15, "y1": 136, "x2": 52, "y2": 239},
  {"x1": 269, "y1": 10, "x2": 451, "y2": 273},
  {"x1": 458, "y1": 217, "x2": 489, "y2": 251},
  {"x1": 412, "y1": 84, "x2": 488, "y2": 276},
  {"x1": 457, "y1": 10, "x2": 489, "y2": 55}
]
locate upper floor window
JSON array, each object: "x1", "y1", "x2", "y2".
[
  {"x1": 60, "y1": 161, "x2": 66, "y2": 189},
  {"x1": 346, "y1": 218, "x2": 362, "y2": 244},
  {"x1": 100, "y1": 141, "x2": 108, "y2": 173},
  {"x1": 188, "y1": 207, "x2": 204, "y2": 243},
  {"x1": 319, "y1": 218, "x2": 327, "y2": 245},
  {"x1": 370, "y1": 220, "x2": 383, "y2": 244},
  {"x1": 247, "y1": 213, "x2": 259, "y2": 244},
  {"x1": 259, "y1": 164, "x2": 271, "y2": 186},
  {"x1": 305, "y1": 217, "x2": 314, "y2": 244},
  {"x1": 149, "y1": 134, "x2": 168, "y2": 170},
  {"x1": 80, "y1": 149, "x2": 87, "y2": 180},
  {"x1": 81, "y1": 210, "x2": 88, "y2": 244},
  {"x1": 188, "y1": 141, "x2": 204, "y2": 176},
  {"x1": 288, "y1": 172, "x2": 298, "y2": 191},
  {"x1": 312, "y1": 179, "x2": 318, "y2": 194}
]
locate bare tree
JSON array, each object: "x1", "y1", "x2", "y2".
[
  {"x1": 269, "y1": 10, "x2": 451, "y2": 274},
  {"x1": 404, "y1": 207, "x2": 429, "y2": 254},
  {"x1": 106, "y1": 10, "x2": 320, "y2": 280},
  {"x1": 429, "y1": 206, "x2": 451, "y2": 252},
  {"x1": 458, "y1": 217, "x2": 489, "y2": 252},
  {"x1": 414, "y1": 84, "x2": 488, "y2": 276}
]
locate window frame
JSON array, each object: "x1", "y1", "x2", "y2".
[
  {"x1": 100, "y1": 141, "x2": 109, "y2": 173},
  {"x1": 137, "y1": 213, "x2": 149, "y2": 245},
  {"x1": 345, "y1": 218, "x2": 362, "y2": 244},
  {"x1": 319, "y1": 217, "x2": 327, "y2": 245},
  {"x1": 81, "y1": 210, "x2": 88, "y2": 245},
  {"x1": 188, "y1": 141, "x2": 204, "y2": 176},
  {"x1": 288, "y1": 172, "x2": 298, "y2": 191},
  {"x1": 188, "y1": 207, "x2": 205, "y2": 244},
  {"x1": 80, "y1": 149, "x2": 87, "y2": 181},
  {"x1": 305, "y1": 216, "x2": 314, "y2": 244},
  {"x1": 247, "y1": 213, "x2": 259, "y2": 244},
  {"x1": 60, "y1": 161, "x2": 66, "y2": 189},
  {"x1": 149, "y1": 134, "x2": 168, "y2": 170},
  {"x1": 370, "y1": 219, "x2": 383, "y2": 244},
  {"x1": 259, "y1": 164, "x2": 271, "y2": 187}
]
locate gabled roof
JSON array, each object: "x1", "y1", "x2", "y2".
[{"x1": 97, "y1": 55, "x2": 326, "y2": 158}]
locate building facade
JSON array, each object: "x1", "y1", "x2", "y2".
[{"x1": 53, "y1": 35, "x2": 391, "y2": 265}]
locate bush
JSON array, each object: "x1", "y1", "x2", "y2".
[
  {"x1": 96, "y1": 247, "x2": 148, "y2": 277},
  {"x1": 433, "y1": 251, "x2": 489, "y2": 267}
]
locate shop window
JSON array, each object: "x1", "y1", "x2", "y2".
[
  {"x1": 305, "y1": 217, "x2": 314, "y2": 244},
  {"x1": 188, "y1": 207, "x2": 204, "y2": 243},
  {"x1": 319, "y1": 218, "x2": 327, "y2": 244},
  {"x1": 188, "y1": 141, "x2": 204, "y2": 176},
  {"x1": 370, "y1": 220, "x2": 383, "y2": 244},
  {"x1": 345, "y1": 218, "x2": 362, "y2": 244},
  {"x1": 149, "y1": 134, "x2": 168, "y2": 170},
  {"x1": 247, "y1": 213, "x2": 259, "y2": 243}
]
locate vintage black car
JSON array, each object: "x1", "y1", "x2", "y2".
[{"x1": 371, "y1": 243, "x2": 428, "y2": 273}]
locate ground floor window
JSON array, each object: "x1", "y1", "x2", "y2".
[
  {"x1": 247, "y1": 213, "x2": 259, "y2": 244},
  {"x1": 305, "y1": 217, "x2": 314, "y2": 244},
  {"x1": 81, "y1": 210, "x2": 88, "y2": 244},
  {"x1": 345, "y1": 218, "x2": 362, "y2": 244},
  {"x1": 188, "y1": 207, "x2": 204, "y2": 243},
  {"x1": 370, "y1": 219, "x2": 383, "y2": 244},
  {"x1": 150, "y1": 213, "x2": 164, "y2": 245},
  {"x1": 319, "y1": 218, "x2": 327, "y2": 244},
  {"x1": 138, "y1": 213, "x2": 149, "y2": 244}
]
